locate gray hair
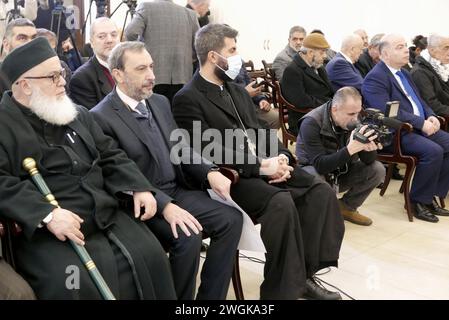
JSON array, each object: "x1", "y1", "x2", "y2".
[
  {"x1": 289, "y1": 26, "x2": 306, "y2": 38},
  {"x1": 195, "y1": 23, "x2": 238, "y2": 66},
  {"x1": 369, "y1": 33, "x2": 384, "y2": 48},
  {"x1": 333, "y1": 87, "x2": 362, "y2": 107},
  {"x1": 427, "y1": 34, "x2": 444, "y2": 49},
  {"x1": 4, "y1": 18, "x2": 35, "y2": 40},
  {"x1": 108, "y1": 41, "x2": 146, "y2": 71},
  {"x1": 190, "y1": 0, "x2": 210, "y2": 5},
  {"x1": 36, "y1": 28, "x2": 57, "y2": 44}
]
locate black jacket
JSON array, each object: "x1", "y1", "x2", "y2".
[
  {"x1": 172, "y1": 72, "x2": 315, "y2": 215},
  {"x1": 69, "y1": 56, "x2": 113, "y2": 109},
  {"x1": 91, "y1": 89, "x2": 214, "y2": 212},
  {"x1": 296, "y1": 101, "x2": 377, "y2": 176},
  {"x1": 411, "y1": 56, "x2": 449, "y2": 116},
  {"x1": 354, "y1": 49, "x2": 375, "y2": 78}
]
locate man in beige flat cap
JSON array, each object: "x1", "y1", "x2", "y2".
[{"x1": 281, "y1": 33, "x2": 335, "y2": 135}]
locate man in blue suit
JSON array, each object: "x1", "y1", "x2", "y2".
[
  {"x1": 362, "y1": 34, "x2": 449, "y2": 223},
  {"x1": 326, "y1": 34, "x2": 364, "y2": 92}
]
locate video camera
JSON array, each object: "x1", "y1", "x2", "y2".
[{"x1": 350, "y1": 101, "x2": 402, "y2": 147}]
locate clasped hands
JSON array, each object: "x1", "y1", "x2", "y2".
[{"x1": 260, "y1": 155, "x2": 294, "y2": 184}]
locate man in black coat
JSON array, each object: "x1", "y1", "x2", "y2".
[
  {"x1": 411, "y1": 35, "x2": 449, "y2": 117},
  {"x1": 69, "y1": 17, "x2": 119, "y2": 109},
  {"x1": 173, "y1": 24, "x2": 344, "y2": 300},
  {"x1": 91, "y1": 42, "x2": 243, "y2": 300},
  {"x1": 0, "y1": 38, "x2": 176, "y2": 299},
  {"x1": 281, "y1": 33, "x2": 334, "y2": 136}
]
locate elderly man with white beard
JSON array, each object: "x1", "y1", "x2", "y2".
[{"x1": 0, "y1": 37, "x2": 177, "y2": 299}]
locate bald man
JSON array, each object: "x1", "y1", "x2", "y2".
[
  {"x1": 69, "y1": 17, "x2": 120, "y2": 109},
  {"x1": 326, "y1": 34, "x2": 365, "y2": 91},
  {"x1": 363, "y1": 34, "x2": 449, "y2": 223}
]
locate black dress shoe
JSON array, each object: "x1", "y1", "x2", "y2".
[
  {"x1": 392, "y1": 165, "x2": 404, "y2": 180},
  {"x1": 412, "y1": 203, "x2": 439, "y2": 223},
  {"x1": 426, "y1": 199, "x2": 449, "y2": 216},
  {"x1": 303, "y1": 277, "x2": 342, "y2": 300}
]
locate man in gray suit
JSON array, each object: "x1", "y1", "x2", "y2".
[
  {"x1": 272, "y1": 26, "x2": 306, "y2": 80},
  {"x1": 125, "y1": 0, "x2": 200, "y2": 103}
]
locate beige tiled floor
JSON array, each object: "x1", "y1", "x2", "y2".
[{"x1": 218, "y1": 179, "x2": 449, "y2": 300}]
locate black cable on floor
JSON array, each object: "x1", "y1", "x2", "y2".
[{"x1": 200, "y1": 246, "x2": 355, "y2": 300}]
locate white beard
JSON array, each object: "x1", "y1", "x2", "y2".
[{"x1": 29, "y1": 87, "x2": 78, "y2": 126}]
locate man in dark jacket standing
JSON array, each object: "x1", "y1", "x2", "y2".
[
  {"x1": 296, "y1": 87, "x2": 385, "y2": 226},
  {"x1": 172, "y1": 23, "x2": 344, "y2": 300}
]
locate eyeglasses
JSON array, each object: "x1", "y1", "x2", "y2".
[{"x1": 23, "y1": 69, "x2": 67, "y2": 84}]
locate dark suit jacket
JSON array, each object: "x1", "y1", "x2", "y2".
[
  {"x1": 326, "y1": 53, "x2": 364, "y2": 91},
  {"x1": 90, "y1": 89, "x2": 213, "y2": 212},
  {"x1": 281, "y1": 54, "x2": 334, "y2": 135},
  {"x1": 411, "y1": 56, "x2": 449, "y2": 116},
  {"x1": 172, "y1": 72, "x2": 315, "y2": 215},
  {"x1": 69, "y1": 55, "x2": 113, "y2": 109},
  {"x1": 354, "y1": 49, "x2": 375, "y2": 78},
  {"x1": 362, "y1": 60, "x2": 434, "y2": 130}
]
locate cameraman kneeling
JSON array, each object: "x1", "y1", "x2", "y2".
[{"x1": 296, "y1": 87, "x2": 385, "y2": 226}]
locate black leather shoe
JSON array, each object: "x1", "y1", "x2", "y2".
[
  {"x1": 426, "y1": 199, "x2": 449, "y2": 216},
  {"x1": 413, "y1": 203, "x2": 439, "y2": 223},
  {"x1": 392, "y1": 165, "x2": 404, "y2": 180},
  {"x1": 304, "y1": 277, "x2": 342, "y2": 300}
]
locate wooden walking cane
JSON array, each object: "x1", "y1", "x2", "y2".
[{"x1": 23, "y1": 157, "x2": 116, "y2": 300}]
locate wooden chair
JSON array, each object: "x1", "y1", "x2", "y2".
[
  {"x1": 378, "y1": 119, "x2": 446, "y2": 221},
  {"x1": 243, "y1": 60, "x2": 255, "y2": 72},
  {"x1": 271, "y1": 81, "x2": 313, "y2": 147}
]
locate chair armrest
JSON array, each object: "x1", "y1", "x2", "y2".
[
  {"x1": 390, "y1": 123, "x2": 413, "y2": 156},
  {"x1": 219, "y1": 167, "x2": 240, "y2": 185}
]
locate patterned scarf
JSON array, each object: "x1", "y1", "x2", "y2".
[{"x1": 421, "y1": 49, "x2": 449, "y2": 82}]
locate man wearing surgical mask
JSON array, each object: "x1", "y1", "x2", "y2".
[{"x1": 173, "y1": 23, "x2": 345, "y2": 300}]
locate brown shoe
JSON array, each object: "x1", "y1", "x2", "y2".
[{"x1": 338, "y1": 200, "x2": 373, "y2": 226}]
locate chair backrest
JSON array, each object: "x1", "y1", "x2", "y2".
[
  {"x1": 243, "y1": 60, "x2": 255, "y2": 72},
  {"x1": 272, "y1": 81, "x2": 314, "y2": 147},
  {"x1": 261, "y1": 60, "x2": 276, "y2": 83}
]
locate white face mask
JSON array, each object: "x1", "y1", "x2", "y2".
[{"x1": 214, "y1": 52, "x2": 242, "y2": 81}]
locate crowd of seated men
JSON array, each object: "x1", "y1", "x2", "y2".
[{"x1": 1, "y1": 0, "x2": 449, "y2": 300}]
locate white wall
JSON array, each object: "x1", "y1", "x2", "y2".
[{"x1": 84, "y1": 0, "x2": 449, "y2": 68}]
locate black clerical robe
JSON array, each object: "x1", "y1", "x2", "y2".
[{"x1": 0, "y1": 92, "x2": 176, "y2": 300}]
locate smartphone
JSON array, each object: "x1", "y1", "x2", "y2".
[{"x1": 252, "y1": 79, "x2": 264, "y2": 88}]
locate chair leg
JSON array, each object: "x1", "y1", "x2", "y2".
[
  {"x1": 231, "y1": 250, "x2": 245, "y2": 300},
  {"x1": 380, "y1": 163, "x2": 394, "y2": 196},
  {"x1": 402, "y1": 161, "x2": 415, "y2": 222}
]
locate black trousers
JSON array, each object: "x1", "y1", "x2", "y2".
[
  {"x1": 255, "y1": 178, "x2": 344, "y2": 300},
  {"x1": 146, "y1": 188, "x2": 243, "y2": 300}
]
